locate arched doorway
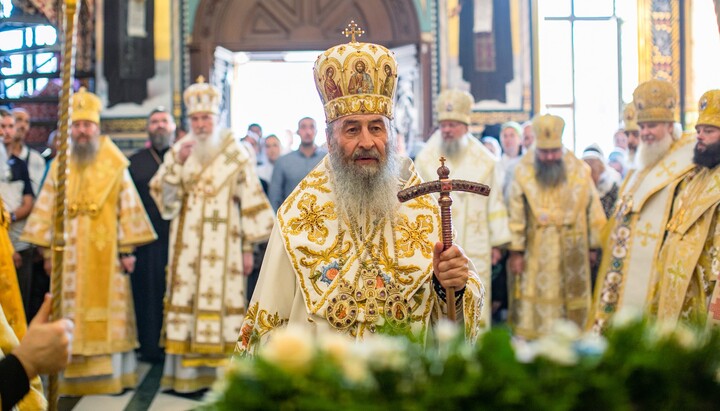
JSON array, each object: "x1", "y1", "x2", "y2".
[{"x1": 190, "y1": 0, "x2": 431, "y2": 147}]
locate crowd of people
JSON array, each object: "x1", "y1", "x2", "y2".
[{"x1": 1, "y1": 33, "x2": 720, "y2": 410}]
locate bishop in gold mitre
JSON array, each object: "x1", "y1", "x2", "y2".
[
  {"x1": 506, "y1": 114, "x2": 606, "y2": 339},
  {"x1": 21, "y1": 87, "x2": 157, "y2": 395},
  {"x1": 589, "y1": 79, "x2": 696, "y2": 333}
]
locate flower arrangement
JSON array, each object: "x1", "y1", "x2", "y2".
[{"x1": 200, "y1": 315, "x2": 720, "y2": 411}]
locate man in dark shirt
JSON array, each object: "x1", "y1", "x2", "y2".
[
  {"x1": 128, "y1": 107, "x2": 175, "y2": 363},
  {"x1": 268, "y1": 117, "x2": 326, "y2": 210}
]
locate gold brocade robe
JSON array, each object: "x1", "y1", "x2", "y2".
[
  {"x1": 589, "y1": 136, "x2": 695, "y2": 333},
  {"x1": 508, "y1": 151, "x2": 606, "y2": 339},
  {"x1": 651, "y1": 165, "x2": 720, "y2": 327},
  {"x1": 415, "y1": 132, "x2": 511, "y2": 329},
  {"x1": 0, "y1": 200, "x2": 26, "y2": 340},
  {"x1": 150, "y1": 132, "x2": 274, "y2": 358},
  {"x1": 235, "y1": 157, "x2": 485, "y2": 355},
  {"x1": 0, "y1": 304, "x2": 46, "y2": 411},
  {"x1": 21, "y1": 136, "x2": 157, "y2": 391}
]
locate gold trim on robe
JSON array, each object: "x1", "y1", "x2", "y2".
[
  {"x1": 235, "y1": 156, "x2": 485, "y2": 355},
  {"x1": 589, "y1": 135, "x2": 696, "y2": 332}
]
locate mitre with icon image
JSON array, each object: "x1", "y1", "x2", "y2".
[{"x1": 313, "y1": 20, "x2": 398, "y2": 123}]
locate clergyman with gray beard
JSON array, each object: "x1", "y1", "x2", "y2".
[{"x1": 236, "y1": 33, "x2": 486, "y2": 354}]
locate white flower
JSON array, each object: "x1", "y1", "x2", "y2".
[
  {"x1": 611, "y1": 306, "x2": 643, "y2": 328},
  {"x1": 341, "y1": 357, "x2": 371, "y2": 385},
  {"x1": 512, "y1": 338, "x2": 537, "y2": 363},
  {"x1": 672, "y1": 324, "x2": 699, "y2": 349},
  {"x1": 354, "y1": 335, "x2": 407, "y2": 371},
  {"x1": 550, "y1": 320, "x2": 581, "y2": 343},
  {"x1": 533, "y1": 336, "x2": 578, "y2": 366},
  {"x1": 435, "y1": 319, "x2": 460, "y2": 345},
  {"x1": 261, "y1": 325, "x2": 315, "y2": 374},
  {"x1": 318, "y1": 332, "x2": 351, "y2": 364},
  {"x1": 574, "y1": 334, "x2": 608, "y2": 357}
]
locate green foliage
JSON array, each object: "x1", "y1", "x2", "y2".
[{"x1": 199, "y1": 320, "x2": 720, "y2": 411}]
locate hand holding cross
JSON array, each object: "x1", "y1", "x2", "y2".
[{"x1": 397, "y1": 157, "x2": 490, "y2": 321}]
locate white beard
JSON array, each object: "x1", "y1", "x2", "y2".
[
  {"x1": 636, "y1": 134, "x2": 673, "y2": 171},
  {"x1": 328, "y1": 139, "x2": 400, "y2": 224},
  {"x1": 190, "y1": 129, "x2": 222, "y2": 165}
]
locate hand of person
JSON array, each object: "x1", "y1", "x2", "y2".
[
  {"x1": 432, "y1": 242, "x2": 469, "y2": 291},
  {"x1": 508, "y1": 251, "x2": 525, "y2": 275},
  {"x1": 243, "y1": 251, "x2": 254, "y2": 276},
  {"x1": 12, "y1": 294, "x2": 73, "y2": 379},
  {"x1": 120, "y1": 255, "x2": 136, "y2": 274},
  {"x1": 12, "y1": 251, "x2": 21, "y2": 268},
  {"x1": 176, "y1": 138, "x2": 196, "y2": 165},
  {"x1": 491, "y1": 247, "x2": 502, "y2": 265}
]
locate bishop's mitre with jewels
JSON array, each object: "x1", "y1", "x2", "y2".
[{"x1": 313, "y1": 21, "x2": 398, "y2": 123}]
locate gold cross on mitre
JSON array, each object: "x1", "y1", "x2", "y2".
[{"x1": 342, "y1": 20, "x2": 365, "y2": 43}]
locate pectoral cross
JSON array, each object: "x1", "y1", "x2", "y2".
[
  {"x1": 397, "y1": 157, "x2": 490, "y2": 321},
  {"x1": 355, "y1": 264, "x2": 388, "y2": 324}
]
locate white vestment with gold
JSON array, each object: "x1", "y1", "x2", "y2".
[
  {"x1": 590, "y1": 135, "x2": 695, "y2": 332},
  {"x1": 150, "y1": 131, "x2": 274, "y2": 392},
  {"x1": 415, "y1": 131, "x2": 510, "y2": 329},
  {"x1": 235, "y1": 157, "x2": 485, "y2": 355}
]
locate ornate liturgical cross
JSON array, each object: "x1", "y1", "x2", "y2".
[
  {"x1": 397, "y1": 157, "x2": 490, "y2": 321},
  {"x1": 342, "y1": 20, "x2": 365, "y2": 43}
]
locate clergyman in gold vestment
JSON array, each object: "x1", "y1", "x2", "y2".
[
  {"x1": 21, "y1": 88, "x2": 157, "y2": 395},
  {"x1": 507, "y1": 114, "x2": 606, "y2": 339},
  {"x1": 651, "y1": 89, "x2": 720, "y2": 329},
  {"x1": 589, "y1": 80, "x2": 695, "y2": 333}
]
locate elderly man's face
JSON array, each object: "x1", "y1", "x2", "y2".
[
  {"x1": 189, "y1": 112, "x2": 216, "y2": 140},
  {"x1": 330, "y1": 114, "x2": 388, "y2": 174},
  {"x1": 439, "y1": 120, "x2": 467, "y2": 142},
  {"x1": 639, "y1": 122, "x2": 673, "y2": 145}
]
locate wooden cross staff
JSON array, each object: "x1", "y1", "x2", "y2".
[{"x1": 397, "y1": 157, "x2": 490, "y2": 321}]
